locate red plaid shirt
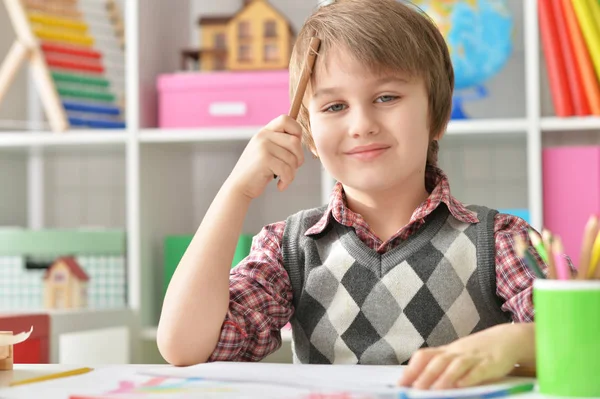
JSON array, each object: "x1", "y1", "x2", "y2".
[{"x1": 208, "y1": 166, "x2": 546, "y2": 362}]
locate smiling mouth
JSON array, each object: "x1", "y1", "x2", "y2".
[{"x1": 345, "y1": 145, "x2": 390, "y2": 161}]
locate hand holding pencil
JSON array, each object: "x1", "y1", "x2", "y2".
[{"x1": 226, "y1": 37, "x2": 320, "y2": 197}]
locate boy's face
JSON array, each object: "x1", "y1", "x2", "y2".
[{"x1": 307, "y1": 49, "x2": 436, "y2": 193}]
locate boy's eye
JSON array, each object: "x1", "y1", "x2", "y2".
[
  {"x1": 325, "y1": 103, "x2": 347, "y2": 112},
  {"x1": 375, "y1": 95, "x2": 398, "y2": 103}
]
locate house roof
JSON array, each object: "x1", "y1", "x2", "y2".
[
  {"x1": 198, "y1": 15, "x2": 232, "y2": 26},
  {"x1": 198, "y1": 0, "x2": 296, "y2": 36},
  {"x1": 44, "y1": 256, "x2": 90, "y2": 281}
]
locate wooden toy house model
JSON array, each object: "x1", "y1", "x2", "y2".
[
  {"x1": 0, "y1": 334, "x2": 13, "y2": 370},
  {"x1": 189, "y1": 0, "x2": 295, "y2": 71},
  {"x1": 43, "y1": 257, "x2": 89, "y2": 309}
]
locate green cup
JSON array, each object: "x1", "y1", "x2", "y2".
[
  {"x1": 231, "y1": 234, "x2": 253, "y2": 268},
  {"x1": 534, "y1": 279, "x2": 600, "y2": 397}
]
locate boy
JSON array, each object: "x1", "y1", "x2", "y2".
[{"x1": 158, "y1": 0, "x2": 543, "y2": 390}]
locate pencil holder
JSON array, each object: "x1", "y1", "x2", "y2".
[
  {"x1": 534, "y1": 279, "x2": 600, "y2": 397},
  {"x1": 232, "y1": 234, "x2": 253, "y2": 268}
]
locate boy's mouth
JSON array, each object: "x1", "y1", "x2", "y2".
[{"x1": 345, "y1": 143, "x2": 390, "y2": 160}]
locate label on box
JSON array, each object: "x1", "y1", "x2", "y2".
[{"x1": 209, "y1": 102, "x2": 247, "y2": 117}]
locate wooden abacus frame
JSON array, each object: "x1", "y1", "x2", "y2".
[{"x1": 0, "y1": 0, "x2": 69, "y2": 132}]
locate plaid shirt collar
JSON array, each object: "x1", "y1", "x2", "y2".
[{"x1": 305, "y1": 165, "x2": 479, "y2": 236}]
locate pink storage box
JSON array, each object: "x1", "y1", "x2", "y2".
[
  {"x1": 158, "y1": 70, "x2": 290, "y2": 128},
  {"x1": 543, "y1": 146, "x2": 600, "y2": 267}
]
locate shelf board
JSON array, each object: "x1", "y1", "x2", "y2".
[
  {"x1": 445, "y1": 118, "x2": 527, "y2": 135},
  {"x1": 140, "y1": 119, "x2": 528, "y2": 144},
  {"x1": 139, "y1": 127, "x2": 258, "y2": 143},
  {"x1": 0, "y1": 130, "x2": 128, "y2": 148},
  {"x1": 541, "y1": 116, "x2": 600, "y2": 131}
]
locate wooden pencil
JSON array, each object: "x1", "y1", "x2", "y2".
[
  {"x1": 541, "y1": 229, "x2": 557, "y2": 279},
  {"x1": 289, "y1": 36, "x2": 321, "y2": 119},
  {"x1": 10, "y1": 367, "x2": 93, "y2": 386},
  {"x1": 552, "y1": 236, "x2": 571, "y2": 280},
  {"x1": 578, "y1": 214, "x2": 599, "y2": 279},
  {"x1": 274, "y1": 37, "x2": 320, "y2": 180}
]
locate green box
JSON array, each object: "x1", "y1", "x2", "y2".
[
  {"x1": 163, "y1": 234, "x2": 253, "y2": 295},
  {"x1": 0, "y1": 229, "x2": 125, "y2": 255},
  {"x1": 534, "y1": 279, "x2": 600, "y2": 397},
  {"x1": 0, "y1": 229, "x2": 127, "y2": 311}
]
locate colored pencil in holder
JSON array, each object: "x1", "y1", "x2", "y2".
[
  {"x1": 541, "y1": 229, "x2": 557, "y2": 279},
  {"x1": 513, "y1": 234, "x2": 545, "y2": 279},
  {"x1": 551, "y1": 236, "x2": 571, "y2": 280},
  {"x1": 528, "y1": 229, "x2": 549, "y2": 263},
  {"x1": 577, "y1": 214, "x2": 599, "y2": 279}
]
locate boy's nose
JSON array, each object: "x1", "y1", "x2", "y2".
[{"x1": 347, "y1": 107, "x2": 380, "y2": 138}]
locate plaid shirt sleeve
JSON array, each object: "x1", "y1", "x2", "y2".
[
  {"x1": 494, "y1": 213, "x2": 548, "y2": 322},
  {"x1": 207, "y1": 221, "x2": 294, "y2": 362}
]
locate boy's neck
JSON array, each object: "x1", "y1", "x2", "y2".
[{"x1": 343, "y1": 174, "x2": 430, "y2": 243}]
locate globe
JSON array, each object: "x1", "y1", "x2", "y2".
[{"x1": 413, "y1": 0, "x2": 514, "y2": 119}]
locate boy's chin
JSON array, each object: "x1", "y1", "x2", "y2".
[{"x1": 339, "y1": 175, "x2": 400, "y2": 193}]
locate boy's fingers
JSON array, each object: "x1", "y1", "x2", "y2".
[
  {"x1": 269, "y1": 158, "x2": 295, "y2": 189},
  {"x1": 269, "y1": 133, "x2": 304, "y2": 167},
  {"x1": 457, "y1": 359, "x2": 493, "y2": 388},
  {"x1": 412, "y1": 353, "x2": 457, "y2": 389},
  {"x1": 398, "y1": 349, "x2": 439, "y2": 386},
  {"x1": 264, "y1": 115, "x2": 303, "y2": 138},
  {"x1": 431, "y1": 357, "x2": 480, "y2": 389},
  {"x1": 267, "y1": 141, "x2": 301, "y2": 170}
]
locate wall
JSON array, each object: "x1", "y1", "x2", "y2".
[
  {"x1": 43, "y1": 148, "x2": 127, "y2": 229},
  {"x1": 0, "y1": 151, "x2": 27, "y2": 226}
]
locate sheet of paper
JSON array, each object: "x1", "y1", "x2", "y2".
[
  {"x1": 0, "y1": 326, "x2": 33, "y2": 346},
  {"x1": 141, "y1": 362, "x2": 536, "y2": 397},
  {"x1": 0, "y1": 364, "x2": 537, "y2": 399},
  {"x1": 0, "y1": 367, "x2": 311, "y2": 399},
  {"x1": 143, "y1": 363, "x2": 400, "y2": 392}
]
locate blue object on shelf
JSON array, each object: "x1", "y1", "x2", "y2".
[
  {"x1": 68, "y1": 116, "x2": 126, "y2": 129},
  {"x1": 63, "y1": 100, "x2": 121, "y2": 115},
  {"x1": 499, "y1": 208, "x2": 530, "y2": 224}
]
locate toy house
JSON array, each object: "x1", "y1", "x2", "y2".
[
  {"x1": 0, "y1": 333, "x2": 13, "y2": 370},
  {"x1": 43, "y1": 256, "x2": 89, "y2": 309},
  {"x1": 186, "y1": 0, "x2": 295, "y2": 71}
]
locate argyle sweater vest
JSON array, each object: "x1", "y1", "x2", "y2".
[{"x1": 281, "y1": 204, "x2": 511, "y2": 365}]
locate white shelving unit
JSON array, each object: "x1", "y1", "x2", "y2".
[{"x1": 2, "y1": 0, "x2": 600, "y2": 363}]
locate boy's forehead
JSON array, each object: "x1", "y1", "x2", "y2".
[{"x1": 311, "y1": 48, "x2": 413, "y2": 88}]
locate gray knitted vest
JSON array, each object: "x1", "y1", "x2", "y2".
[{"x1": 282, "y1": 204, "x2": 511, "y2": 365}]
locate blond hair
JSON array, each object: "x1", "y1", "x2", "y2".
[{"x1": 289, "y1": 0, "x2": 454, "y2": 166}]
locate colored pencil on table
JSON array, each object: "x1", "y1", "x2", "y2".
[
  {"x1": 514, "y1": 235, "x2": 545, "y2": 278},
  {"x1": 552, "y1": 236, "x2": 571, "y2": 280},
  {"x1": 541, "y1": 229, "x2": 557, "y2": 279},
  {"x1": 10, "y1": 367, "x2": 93, "y2": 386},
  {"x1": 577, "y1": 214, "x2": 599, "y2": 279}
]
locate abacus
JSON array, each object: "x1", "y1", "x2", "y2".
[{"x1": 0, "y1": 0, "x2": 126, "y2": 131}]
